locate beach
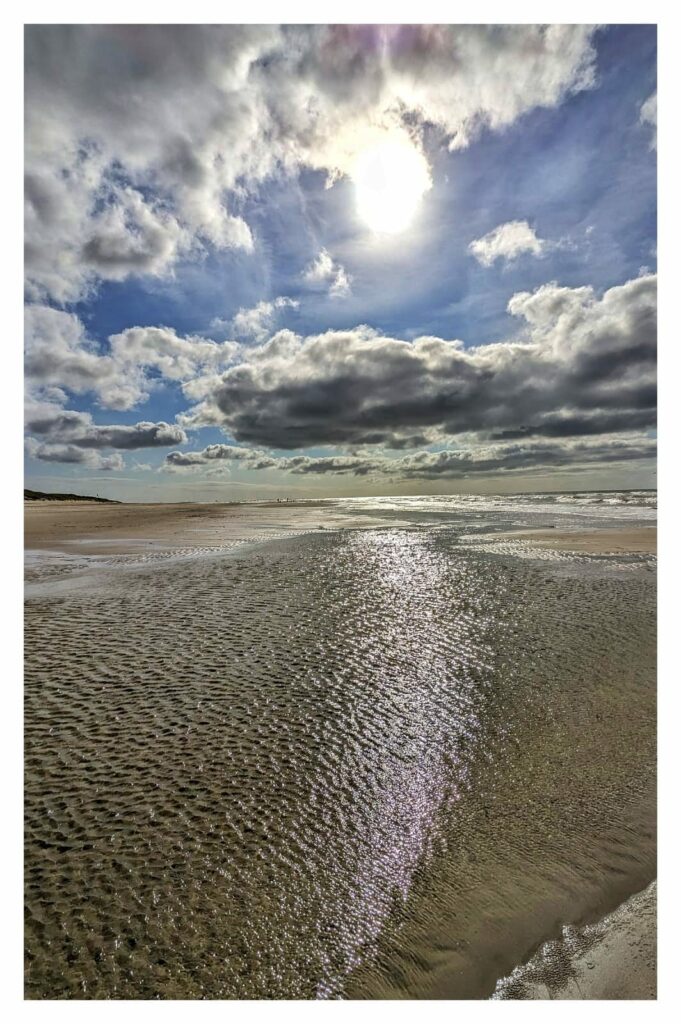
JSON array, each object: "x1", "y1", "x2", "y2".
[
  {"x1": 493, "y1": 881, "x2": 656, "y2": 999},
  {"x1": 24, "y1": 498, "x2": 657, "y2": 556},
  {"x1": 22, "y1": 17, "x2": 659, "y2": 1008},
  {"x1": 493, "y1": 527, "x2": 657, "y2": 555},
  {"x1": 24, "y1": 492, "x2": 656, "y2": 999}
]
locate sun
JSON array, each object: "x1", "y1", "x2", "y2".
[{"x1": 351, "y1": 134, "x2": 432, "y2": 234}]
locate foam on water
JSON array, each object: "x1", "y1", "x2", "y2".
[{"x1": 323, "y1": 489, "x2": 657, "y2": 520}]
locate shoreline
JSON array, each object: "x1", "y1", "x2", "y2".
[{"x1": 493, "y1": 880, "x2": 656, "y2": 1000}]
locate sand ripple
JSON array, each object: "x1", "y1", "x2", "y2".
[{"x1": 25, "y1": 529, "x2": 655, "y2": 999}]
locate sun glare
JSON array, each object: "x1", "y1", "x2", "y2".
[{"x1": 352, "y1": 136, "x2": 432, "y2": 234}]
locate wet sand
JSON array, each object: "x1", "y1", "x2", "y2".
[
  {"x1": 24, "y1": 500, "x2": 656, "y2": 999},
  {"x1": 493, "y1": 881, "x2": 656, "y2": 999},
  {"x1": 494, "y1": 526, "x2": 657, "y2": 555}
]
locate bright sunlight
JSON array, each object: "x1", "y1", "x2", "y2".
[{"x1": 352, "y1": 134, "x2": 432, "y2": 234}]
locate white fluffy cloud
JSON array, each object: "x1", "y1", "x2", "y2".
[
  {"x1": 469, "y1": 221, "x2": 546, "y2": 267},
  {"x1": 25, "y1": 25, "x2": 598, "y2": 301},
  {"x1": 25, "y1": 307, "x2": 239, "y2": 411},
  {"x1": 82, "y1": 187, "x2": 189, "y2": 279},
  {"x1": 303, "y1": 250, "x2": 352, "y2": 298},
  {"x1": 24, "y1": 305, "x2": 141, "y2": 410},
  {"x1": 108, "y1": 327, "x2": 239, "y2": 380},
  {"x1": 230, "y1": 297, "x2": 298, "y2": 342}
]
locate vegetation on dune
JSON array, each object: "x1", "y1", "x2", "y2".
[{"x1": 24, "y1": 489, "x2": 120, "y2": 504}]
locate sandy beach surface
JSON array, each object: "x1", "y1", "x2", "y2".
[
  {"x1": 24, "y1": 498, "x2": 406, "y2": 555},
  {"x1": 24, "y1": 496, "x2": 656, "y2": 1000},
  {"x1": 493, "y1": 526, "x2": 657, "y2": 555},
  {"x1": 493, "y1": 881, "x2": 656, "y2": 999},
  {"x1": 25, "y1": 498, "x2": 657, "y2": 557}
]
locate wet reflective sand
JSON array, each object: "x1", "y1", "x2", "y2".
[{"x1": 24, "y1": 496, "x2": 656, "y2": 999}]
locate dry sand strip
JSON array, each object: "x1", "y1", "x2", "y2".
[
  {"x1": 24, "y1": 500, "x2": 244, "y2": 552},
  {"x1": 492, "y1": 880, "x2": 656, "y2": 1000},
  {"x1": 23, "y1": 499, "x2": 331, "y2": 551},
  {"x1": 23, "y1": 499, "x2": 406, "y2": 556},
  {"x1": 494, "y1": 527, "x2": 656, "y2": 555}
]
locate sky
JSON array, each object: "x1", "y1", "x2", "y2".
[{"x1": 24, "y1": 24, "x2": 657, "y2": 501}]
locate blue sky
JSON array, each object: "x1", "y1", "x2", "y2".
[{"x1": 24, "y1": 25, "x2": 657, "y2": 499}]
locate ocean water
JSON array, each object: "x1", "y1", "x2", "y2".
[{"x1": 24, "y1": 491, "x2": 656, "y2": 999}]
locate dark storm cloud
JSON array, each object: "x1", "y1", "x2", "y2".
[{"x1": 487, "y1": 408, "x2": 657, "y2": 441}]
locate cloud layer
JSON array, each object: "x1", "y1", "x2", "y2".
[
  {"x1": 179, "y1": 274, "x2": 656, "y2": 450},
  {"x1": 25, "y1": 25, "x2": 598, "y2": 301},
  {"x1": 163, "y1": 434, "x2": 655, "y2": 481},
  {"x1": 24, "y1": 438, "x2": 125, "y2": 471},
  {"x1": 24, "y1": 268, "x2": 656, "y2": 480},
  {"x1": 24, "y1": 26, "x2": 656, "y2": 488},
  {"x1": 24, "y1": 398, "x2": 188, "y2": 470},
  {"x1": 25, "y1": 403, "x2": 187, "y2": 450}
]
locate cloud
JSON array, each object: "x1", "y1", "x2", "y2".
[
  {"x1": 56, "y1": 421, "x2": 184, "y2": 450},
  {"x1": 303, "y1": 249, "x2": 352, "y2": 298},
  {"x1": 164, "y1": 443, "x2": 263, "y2": 469},
  {"x1": 486, "y1": 408, "x2": 657, "y2": 440},
  {"x1": 162, "y1": 434, "x2": 655, "y2": 481},
  {"x1": 25, "y1": 401, "x2": 187, "y2": 456},
  {"x1": 280, "y1": 454, "x2": 382, "y2": 476},
  {"x1": 108, "y1": 327, "x2": 239, "y2": 380},
  {"x1": 81, "y1": 186, "x2": 189, "y2": 278},
  {"x1": 25, "y1": 25, "x2": 597, "y2": 301},
  {"x1": 281, "y1": 436, "x2": 656, "y2": 478},
  {"x1": 25, "y1": 306, "x2": 239, "y2": 410},
  {"x1": 469, "y1": 221, "x2": 546, "y2": 267},
  {"x1": 25, "y1": 438, "x2": 125, "y2": 470},
  {"x1": 24, "y1": 305, "x2": 141, "y2": 410},
  {"x1": 179, "y1": 274, "x2": 656, "y2": 450},
  {"x1": 640, "y1": 91, "x2": 657, "y2": 149},
  {"x1": 230, "y1": 297, "x2": 298, "y2": 342}
]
